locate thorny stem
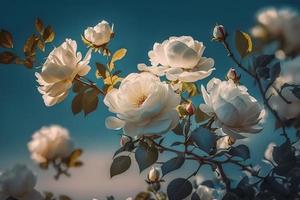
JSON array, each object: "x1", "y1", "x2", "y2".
[{"x1": 222, "y1": 40, "x2": 289, "y2": 141}]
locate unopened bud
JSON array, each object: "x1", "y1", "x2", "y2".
[
  {"x1": 213, "y1": 25, "x2": 227, "y2": 41},
  {"x1": 226, "y1": 68, "x2": 240, "y2": 83},
  {"x1": 186, "y1": 103, "x2": 195, "y2": 116},
  {"x1": 148, "y1": 167, "x2": 161, "y2": 182},
  {"x1": 120, "y1": 135, "x2": 131, "y2": 147}
]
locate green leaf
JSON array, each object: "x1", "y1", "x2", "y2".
[
  {"x1": 23, "y1": 34, "x2": 39, "y2": 57},
  {"x1": 0, "y1": 29, "x2": 13, "y2": 48},
  {"x1": 135, "y1": 142, "x2": 158, "y2": 172},
  {"x1": 43, "y1": 25, "x2": 55, "y2": 43},
  {"x1": 172, "y1": 122, "x2": 183, "y2": 135},
  {"x1": 37, "y1": 39, "x2": 45, "y2": 52},
  {"x1": 235, "y1": 30, "x2": 253, "y2": 58},
  {"x1": 161, "y1": 155, "x2": 185, "y2": 176},
  {"x1": 191, "y1": 192, "x2": 201, "y2": 200},
  {"x1": 194, "y1": 107, "x2": 210, "y2": 123},
  {"x1": 67, "y1": 149, "x2": 83, "y2": 167},
  {"x1": 167, "y1": 178, "x2": 193, "y2": 200},
  {"x1": 191, "y1": 126, "x2": 216, "y2": 154},
  {"x1": 35, "y1": 18, "x2": 44, "y2": 35},
  {"x1": 95, "y1": 62, "x2": 107, "y2": 79},
  {"x1": 0, "y1": 51, "x2": 16, "y2": 64},
  {"x1": 110, "y1": 155, "x2": 131, "y2": 178},
  {"x1": 228, "y1": 144, "x2": 250, "y2": 160},
  {"x1": 82, "y1": 89, "x2": 99, "y2": 115},
  {"x1": 109, "y1": 48, "x2": 127, "y2": 71},
  {"x1": 71, "y1": 93, "x2": 84, "y2": 115}
]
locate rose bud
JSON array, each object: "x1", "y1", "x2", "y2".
[
  {"x1": 226, "y1": 68, "x2": 240, "y2": 83},
  {"x1": 186, "y1": 103, "x2": 195, "y2": 116},
  {"x1": 213, "y1": 25, "x2": 227, "y2": 41},
  {"x1": 120, "y1": 135, "x2": 131, "y2": 147},
  {"x1": 148, "y1": 167, "x2": 161, "y2": 182}
]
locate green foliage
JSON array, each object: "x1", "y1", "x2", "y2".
[
  {"x1": 235, "y1": 30, "x2": 253, "y2": 58},
  {"x1": 135, "y1": 142, "x2": 158, "y2": 172},
  {"x1": 191, "y1": 126, "x2": 216, "y2": 154},
  {"x1": 110, "y1": 155, "x2": 131, "y2": 178},
  {"x1": 228, "y1": 144, "x2": 250, "y2": 160},
  {"x1": 161, "y1": 155, "x2": 185, "y2": 176},
  {"x1": 167, "y1": 178, "x2": 193, "y2": 200}
]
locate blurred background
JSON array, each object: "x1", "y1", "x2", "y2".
[{"x1": 0, "y1": 0, "x2": 300, "y2": 199}]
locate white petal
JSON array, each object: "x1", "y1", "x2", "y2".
[{"x1": 105, "y1": 116, "x2": 125, "y2": 130}]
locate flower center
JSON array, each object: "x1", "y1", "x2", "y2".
[{"x1": 134, "y1": 94, "x2": 147, "y2": 107}]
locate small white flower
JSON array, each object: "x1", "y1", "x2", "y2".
[
  {"x1": 0, "y1": 164, "x2": 43, "y2": 200},
  {"x1": 200, "y1": 78, "x2": 265, "y2": 139},
  {"x1": 84, "y1": 20, "x2": 114, "y2": 46},
  {"x1": 148, "y1": 167, "x2": 161, "y2": 182},
  {"x1": 267, "y1": 56, "x2": 300, "y2": 121},
  {"x1": 28, "y1": 125, "x2": 74, "y2": 164},
  {"x1": 104, "y1": 72, "x2": 180, "y2": 137},
  {"x1": 36, "y1": 39, "x2": 91, "y2": 106},
  {"x1": 138, "y1": 36, "x2": 215, "y2": 82},
  {"x1": 213, "y1": 25, "x2": 227, "y2": 41}
]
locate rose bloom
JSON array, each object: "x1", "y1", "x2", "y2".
[
  {"x1": 267, "y1": 56, "x2": 300, "y2": 121},
  {"x1": 138, "y1": 36, "x2": 214, "y2": 82},
  {"x1": 104, "y1": 72, "x2": 180, "y2": 137},
  {"x1": 200, "y1": 78, "x2": 265, "y2": 139},
  {"x1": 0, "y1": 164, "x2": 43, "y2": 200},
  {"x1": 196, "y1": 184, "x2": 225, "y2": 200},
  {"x1": 252, "y1": 7, "x2": 300, "y2": 55},
  {"x1": 28, "y1": 125, "x2": 74, "y2": 164},
  {"x1": 84, "y1": 20, "x2": 113, "y2": 47},
  {"x1": 36, "y1": 39, "x2": 91, "y2": 106}
]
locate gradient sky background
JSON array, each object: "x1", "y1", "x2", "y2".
[{"x1": 1, "y1": 0, "x2": 300, "y2": 199}]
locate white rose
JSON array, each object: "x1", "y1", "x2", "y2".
[
  {"x1": 104, "y1": 72, "x2": 180, "y2": 137},
  {"x1": 36, "y1": 39, "x2": 91, "y2": 106},
  {"x1": 138, "y1": 36, "x2": 215, "y2": 82},
  {"x1": 0, "y1": 164, "x2": 43, "y2": 200},
  {"x1": 256, "y1": 8, "x2": 296, "y2": 37},
  {"x1": 253, "y1": 7, "x2": 300, "y2": 55},
  {"x1": 200, "y1": 78, "x2": 265, "y2": 139},
  {"x1": 196, "y1": 185, "x2": 224, "y2": 200},
  {"x1": 267, "y1": 56, "x2": 300, "y2": 121},
  {"x1": 84, "y1": 20, "x2": 113, "y2": 46},
  {"x1": 28, "y1": 125, "x2": 74, "y2": 164}
]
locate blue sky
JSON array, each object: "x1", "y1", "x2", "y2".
[{"x1": 0, "y1": 0, "x2": 300, "y2": 198}]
